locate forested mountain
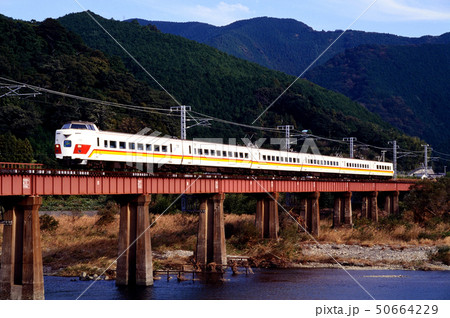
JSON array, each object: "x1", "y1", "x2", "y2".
[
  {"x1": 306, "y1": 44, "x2": 450, "y2": 153},
  {"x1": 133, "y1": 16, "x2": 449, "y2": 156},
  {"x1": 0, "y1": 12, "x2": 423, "y2": 169},
  {"x1": 0, "y1": 14, "x2": 176, "y2": 165},
  {"x1": 133, "y1": 17, "x2": 450, "y2": 76},
  {"x1": 58, "y1": 13, "x2": 425, "y2": 163}
]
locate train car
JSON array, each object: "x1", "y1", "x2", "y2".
[{"x1": 55, "y1": 121, "x2": 394, "y2": 178}]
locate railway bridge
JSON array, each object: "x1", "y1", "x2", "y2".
[{"x1": 0, "y1": 164, "x2": 416, "y2": 299}]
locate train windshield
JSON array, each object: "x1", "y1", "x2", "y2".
[{"x1": 61, "y1": 123, "x2": 97, "y2": 130}]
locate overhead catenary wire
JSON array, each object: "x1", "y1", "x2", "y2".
[{"x1": 0, "y1": 76, "x2": 180, "y2": 117}]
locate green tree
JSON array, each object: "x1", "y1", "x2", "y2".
[{"x1": 404, "y1": 177, "x2": 450, "y2": 223}]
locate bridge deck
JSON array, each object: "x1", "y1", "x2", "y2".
[{"x1": 0, "y1": 169, "x2": 415, "y2": 196}]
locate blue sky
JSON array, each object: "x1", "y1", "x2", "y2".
[{"x1": 1, "y1": 0, "x2": 450, "y2": 37}]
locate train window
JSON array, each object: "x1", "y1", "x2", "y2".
[
  {"x1": 97, "y1": 138, "x2": 100, "y2": 147},
  {"x1": 138, "y1": 143, "x2": 144, "y2": 151},
  {"x1": 263, "y1": 155, "x2": 266, "y2": 160},
  {"x1": 198, "y1": 149, "x2": 202, "y2": 155},
  {"x1": 211, "y1": 150, "x2": 215, "y2": 156},
  {"x1": 162, "y1": 145, "x2": 168, "y2": 152},
  {"x1": 62, "y1": 124, "x2": 71, "y2": 129},
  {"x1": 189, "y1": 146, "x2": 192, "y2": 154},
  {"x1": 129, "y1": 143, "x2": 136, "y2": 150},
  {"x1": 154, "y1": 145, "x2": 160, "y2": 152},
  {"x1": 223, "y1": 151, "x2": 227, "y2": 157},
  {"x1": 71, "y1": 124, "x2": 87, "y2": 129},
  {"x1": 228, "y1": 151, "x2": 232, "y2": 157},
  {"x1": 104, "y1": 140, "x2": 108, "y2": 148},
  {"x1": 280, "y1": 157, "x2": 283, "y2": 162},
  {"x1": 245, "y1": 153, "x2": 249, "y2": 159},
  {"x1": 119, "y1": 142, "x2": 125, "y2": 149},
  {"x1": 204, "y1": 149, "x2": 209, "y2": 155},
  {"x1": 239, "y1": 153, "x2": 243, "y2": 158},
  {"x1": 110, "y1": 141, "x2": 117, "y2": 149},
  {"x1": 146, "y1": 144, "x2": 152, "y2": 151},
  {"x1": 88, "y1": 125, "x2": 96, "y2": 131},
  {"x1": 285, "y1": 157, "x2": 288, "y2": 162},
  {"x1": 313, "y1": 159, "x2": 316, "y2": 164},
  {"x1": 276, "y1": 156, "x2": 279, "y2": 161},
  {"x1": 217, "y1": 151, "x2": 221, "y2": 157},
  {"x1": 289, "y1": 158, "x2": 292, "y2": 163}
]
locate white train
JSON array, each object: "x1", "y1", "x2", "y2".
[{"x1": 55, "y1": 121, "x2": 394, "y2": 178}]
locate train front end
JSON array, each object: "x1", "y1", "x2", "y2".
[{"x1": 55, "y1": 121, "x2": 98, "y2": 165}]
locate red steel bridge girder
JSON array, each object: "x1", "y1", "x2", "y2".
[{"x1": 0, "y1": 172, "x2": 415, "y2": 196}]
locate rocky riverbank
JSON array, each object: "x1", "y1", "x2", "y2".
[{"x1": 296, "y1": 243, "x2": 449, "y2": 270}]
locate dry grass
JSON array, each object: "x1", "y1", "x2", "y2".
[
  {"x1": 40, "y1": 214, "x2": 119, "y2": 276},
  {"x1": 0, "y1": 209, "x2": 448, "y2": 275},
  {"x1": 316, "y1": 215, "x2": 449, "y2": 246},
  {"x1": 150, "y1": 213, "x2": 198, "y2": 251}
]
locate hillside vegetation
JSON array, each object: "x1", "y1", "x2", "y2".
[
  {"x1": 136, "y1": 17, "x2": 450, "y2": 76},
  {"x1": 306, "y1": 44, "x2": 450, "y2": 153},
  {"x1": 0, "y1": 14, "x2": 176, "y2": 164},
  {"x1": 58, "y1": 12, "x2": 422, "y2": 164},
  {"x1": 0, "y1": 12, "x2": 422, "y2": 167},
  {"x1": 137, "y1": 17, "x2": 449, "y2": 158}
]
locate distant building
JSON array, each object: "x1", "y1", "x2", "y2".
[{"x1": 408, "y1": 167, "x2": 442, "y2": 179}]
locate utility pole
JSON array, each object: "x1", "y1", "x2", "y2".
[
  {"x1": 381, "y1": 150, "x2": 387, "y2": 162},
  {"x1": 422, "y1": 144, "x2": 430, "y2": 178},
  {"x1": 389, "y1": 140, "x2": 398, "y2": 179},
  {"x1": 170, "y1": 105, "x2": 191, "y2": 140},
  {"x1": 277, "y1": 125, "x2": 294, "y2": 151},
  {"x1": 343, "y1": 137, "x2": 357, "y2": 158}
]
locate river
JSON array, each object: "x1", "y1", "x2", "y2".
[{"x1": 43, "y1": 268, "x2": 450, "y2": 300}]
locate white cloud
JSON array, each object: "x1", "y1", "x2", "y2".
[
  {"x1": 183, "y1": 2, "x2": 251, "y2": 25},
  {"x1": 376, "y1": 0, "x2": 450, "y2": 20}
]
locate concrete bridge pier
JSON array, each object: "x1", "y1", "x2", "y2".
[
  {"x1": 196, "y1": 193, "x2": 226, "y2": 267},
  {"x1": 0, "y1": 196, "x2": 44, "y2": 300},
  {"x1": 384, "y1": 191, "x2": 399, "y2": 215},
  {"x1": 116, "y1": 194, "x2": 153, "y2": 286},
  {"x1": 343, "y1": 192, "x2": 353, "y2": 226},
  {"x1": 306, "y1": 192, "x2": 320, "y2": 236},
  {"x1": 333, "y1": 192, "x2": 352, "y2": 228},
  {"x1": 255, "y1": 193, "x2": 279, "y2": 239},
  {"x1": 333, "y1": 195, "x2": 343, "y2": 228},
  {"x1": 361, "y1": 192, "x2": 379, "y2": 221}
]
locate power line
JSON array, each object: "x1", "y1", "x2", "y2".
[{"x1": 0, "y1": 76, "x2": 179, "y2": 117}]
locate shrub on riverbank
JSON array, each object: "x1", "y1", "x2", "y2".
[{"x1": 428, "y1": 246, "x2": 450, "y2": 265}]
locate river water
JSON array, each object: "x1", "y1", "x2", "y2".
[{"x1": 44, "y1": 268, "x2": 450, "y2": 300}]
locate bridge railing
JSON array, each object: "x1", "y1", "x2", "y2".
[{"x1": 0, "y1": 162, "x2": 44, "y2": 169}]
